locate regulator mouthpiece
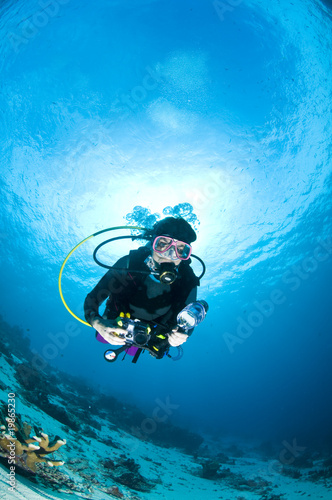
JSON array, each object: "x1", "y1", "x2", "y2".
[{"x1": 158, "y1": 262, "x2": 177, "y2": 284}]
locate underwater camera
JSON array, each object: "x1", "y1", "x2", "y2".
[
  {"x1": 115, "y1": 315, "x2": 152, "y2": 345},
  {"x1": 104, "y1": 314, "x2": 170, "y2": 363},
  {"x1": 104, "y1": 301, "x2": 209, "y2": 363}
]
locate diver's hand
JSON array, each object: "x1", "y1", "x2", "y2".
[
  {"x1": 91, "y1": 318, "x2": 127, "y2": 345},
  {"x1": 168, "y1": 328, "x2": 188, "y2": 347}
]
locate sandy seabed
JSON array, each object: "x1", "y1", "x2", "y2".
[{"x1": 1, "y1": 353, "x2": 331, "y2": 500}]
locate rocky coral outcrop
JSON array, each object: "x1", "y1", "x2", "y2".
[
  {"x1": 102, "y1": 454, "x2": 156, "y2": 492},
  {"x1": 0, "y1": 418, "x2": 66, "y2": 473}
]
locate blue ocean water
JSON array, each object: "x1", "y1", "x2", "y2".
[{"x1": 0, "y1": 0, "x2": 332, "y2": 493}]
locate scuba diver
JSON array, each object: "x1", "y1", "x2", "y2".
[{"x1": 83, "y1": 217, "x2": 206, "y2": 362}]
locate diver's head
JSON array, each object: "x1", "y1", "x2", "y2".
[
  {"x1": 150, "y1": 217, "x2": 196, "y2": 265},
  {"x1": 151, "y1": 217, "x2": 197, "y2": 245},
  {"x1": 145, "y1": 218, "x2": 196, "y2": 283}
]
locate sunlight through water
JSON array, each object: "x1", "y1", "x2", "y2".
[{"x1": 0, "y1": 2, "x2": 332, "y2": 498}]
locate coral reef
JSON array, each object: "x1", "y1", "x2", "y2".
[
  {"x1": 307, "y1": 466, "x2": 332, "y2": 482},
  {"x1": 2, "y1": 316, "x2": 204, "y2": 458},
  {"x1": 259, "y1": 494, "x2": 285, "y2": 500},
  {"x1": 96, "y1": 393, "x2": 203, "y2": 454},
  {"x1": 289, "y1": 449, "x2": 314, "y2": 469},
  {"x1": 102, "y1": 454, "x2": 156, "y2": 492},
  {"x1": 0, "y1": 316, "x2": 31, "y2": 363},
  {"x1": 194, "y1": 458, "x2": 275, "y2": 497},
  {"x1": 201, "y1": 459, "x2": 221, "y2": 479},
  {"x1": 0, "y1": 418, "x2": 66, "y2": 473},
  {"x1": 194, "y1": 444, "x2": 235, "y2": 465},
  {"x1": 1, "y1": 316, "x2": 332, "y2": 499},
  {"x1": 323, "y1": 456, "x2": 332, "y2": 467},
  {"x1": 106, "y1": 486, "x2": 124, "y2": 498},
  {"x1": 281, "y1": 466, "x2": 302, "y2": 479}
]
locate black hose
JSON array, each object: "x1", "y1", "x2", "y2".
[{"x1": 93, "y1": 236, "x2": 206, "y2": 279}]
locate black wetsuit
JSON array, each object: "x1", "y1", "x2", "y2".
[{"x1": 84, "y1": 246, "x2": 199, "y2": 333}]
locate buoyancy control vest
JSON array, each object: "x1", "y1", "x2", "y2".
[{"x1": 105, "y1": 246, "x2": 200, "y2": 329}]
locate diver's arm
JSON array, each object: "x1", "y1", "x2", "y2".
[
  {"x1": 84, "y1": 256, "x2": 129, "y2": 345},
  {"x1": 90, "y1": 317, "x2": 127, "y2": 345},
  {"x1": 84, "y1": 282, "x2": 126, "y2": 345},
  {"x1": 83, "y1": 255, "x2": 129, "y2": 324},
  {"x1": 83, "y1": 273, "x2": 111, "y2": 324},
  {"x1": 84, "y1": 276, "x2": 127, "y2": 345},
  {"x1": 185, "y1": 286, "x2": 197, "y2": 305},
  {"x1": 84, "y1": 268, "x2": 116, "y2": 324},
  {"x1": 168, "y1": 329, "x2": 189, "y2": 347}
]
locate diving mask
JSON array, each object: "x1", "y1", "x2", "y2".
[{"x1": 152, "y1": 236, "x2": 192, "y2": 261}]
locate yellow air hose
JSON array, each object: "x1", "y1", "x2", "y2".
[{"x1": 58, "y1": 226, "x2": 146, "y2": 326}]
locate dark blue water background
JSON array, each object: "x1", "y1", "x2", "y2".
[{"x1": 1, "y1": 0, "x2": 332, "y2": 446}]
